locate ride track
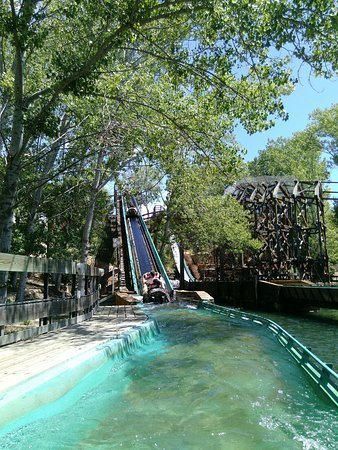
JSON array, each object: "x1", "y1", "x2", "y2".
[{"x1": 120, "y1": 196, "x2": 173, "y2": 296}]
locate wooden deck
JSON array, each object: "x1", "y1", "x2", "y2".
[{"x1": 0, "y1": 305, "x2": 145, "y2": 394}]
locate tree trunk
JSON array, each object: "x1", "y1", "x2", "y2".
[
  {"x1": 15, "y1": 115, "x2": 67, "y2": 302},
  {"x1": 56, "y1": 273, "x2": 62, "y2": 292},
  {"x1": 81, "y1": 150, "x2": 104, "y2": 263},
  {"x1": 16, "y1": 272, "x2": 28, "y2": 302},
  {"x1": 81, "y1": 196, "x2": 99, "y2": 264},
  {"x1": 79, "y1": 150, "x2": 104, "y2": 294},
  {"x1": 0, "y1": 40, "x2": 24, "y2": 299},
  {"x1": 0, "y1": 36, "x2": 9, "y2": 154}
]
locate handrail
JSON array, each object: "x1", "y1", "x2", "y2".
[
  {"x1": 0, "y1": 252, "x2": 103, "y2": 276},
  {"x1": 121, "y1": 197, "x2": 139, "y2": 294},
  {"x1": 133, "y1": 199, "x2": 173, "y2": 295},
  {"x1": 200, "y1": 302, "x2": 338, "y2": 408}
]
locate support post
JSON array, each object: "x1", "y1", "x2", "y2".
[
  {"x1": 179, "y1": 243, "x2": 185, "y2": 289},
  {"x1": 85, "y1": 275, "x2": 88, "y2": 295},
  {"x1": 71, "y1": 274, "x2": 76, "y2": 296},
  {"x1": 39, "y1": 317, "x2": 48, "y2": 326},
  {"x1": 42, "y1": 273, "x2": 49, "y2": 325},
  {"x1": 43, "y1": 273, "x2": 49, "y2": 300}
]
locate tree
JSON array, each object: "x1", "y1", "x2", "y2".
[
  {"x1": 1, "y1": 0, "x2": 337, "y2": 255},
  {"x1": 248, "y1": 130, "x2": 329, "y2": 180},
  {"x1": 119, "y1": 163, "x2": 165, "y2": 213},
  {"x1": 326, "y1": 207, "x2": 338, "y2": 269},
  {"x1": 248, "y1": 104, "x2": 337, "y2": 180},
  {"x1": 165, "y1": 159, "x2": 260, "y2": 253},
  {"x1": 310, "y1": 104, "x2": 338, "y2": 166}
]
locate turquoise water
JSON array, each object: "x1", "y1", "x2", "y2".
[{"x1": 0, "y1": 305, "x2": 337, "y2": 449}]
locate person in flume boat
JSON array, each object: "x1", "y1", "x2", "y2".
[{"x1": 142, "y1": 271, "x2": 163, "y2": 295}]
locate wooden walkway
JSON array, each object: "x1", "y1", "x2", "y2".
[{"x1": 0, "y1": 305, "x2": 145, "y2": 394}]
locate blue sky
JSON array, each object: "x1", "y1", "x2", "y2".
[{"x1": 235, "y1": 75, "x2": 337, "y2": 181}]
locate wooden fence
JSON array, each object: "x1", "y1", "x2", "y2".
[
  {"x1": 0, "y1": 252, "x2": 103, "y2": 276},
  {"x1": 0, "y1": 252, "x2": 104, "y2": 346}
]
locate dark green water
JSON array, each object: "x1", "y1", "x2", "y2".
[{"x1": 0, "y1": 305, "x2": 337, "y2": 449}]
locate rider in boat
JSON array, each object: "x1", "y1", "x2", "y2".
[
  {"x1": 142, "y1": 271, "x2": 169, "y2": 303},
  {"x1": 142, "y1": 271, "x2": 162, "y2": 293}
]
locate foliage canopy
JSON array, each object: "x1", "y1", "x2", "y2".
[{"x1": 0, "y1": 0, "x2": 337, "y2": 272}]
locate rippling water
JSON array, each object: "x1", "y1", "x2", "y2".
[
  {"x1": 0, "y1": 305, "x2": 337, "y2": 449},
  {"x1": 255, "y1": 309, "x2": 338, "y2": 369}
]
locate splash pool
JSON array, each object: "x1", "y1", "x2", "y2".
[{"x1": 0, "y1": 304, "x2": 337, "y2": 449}]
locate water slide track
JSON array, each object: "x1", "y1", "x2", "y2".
[
  {"x1": 121, "y1": 196, "x2": 173, "y2": 296},
  {"x1": 129, "y1": 218, "x2": 156, "y2": 276}
]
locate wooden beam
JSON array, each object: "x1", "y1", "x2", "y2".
[
  {"x1": 0, "y1": 292, "x2": 100, "y2": 325},
  {"x1": 0, "y1": 253, "x2": 104, "y2": 276}
]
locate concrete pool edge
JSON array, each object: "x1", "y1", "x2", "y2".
[{"x1": 0, "y1": 317, "x2": 159, "y2": 429}]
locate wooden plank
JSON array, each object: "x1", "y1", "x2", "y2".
[
  {"x1": 0, "y1": 253, "x2": 76, "y2": 274},
  {"x1": 0, "y1": 292, "x2": 99, "y2": 325},
  {"x1": 0, "y1": 252, "x2": 104, "y2": 276}
]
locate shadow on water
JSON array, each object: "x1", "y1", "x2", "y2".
[{"x1": 263, "y1": 308, "x2": 338, "y2": 326}]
